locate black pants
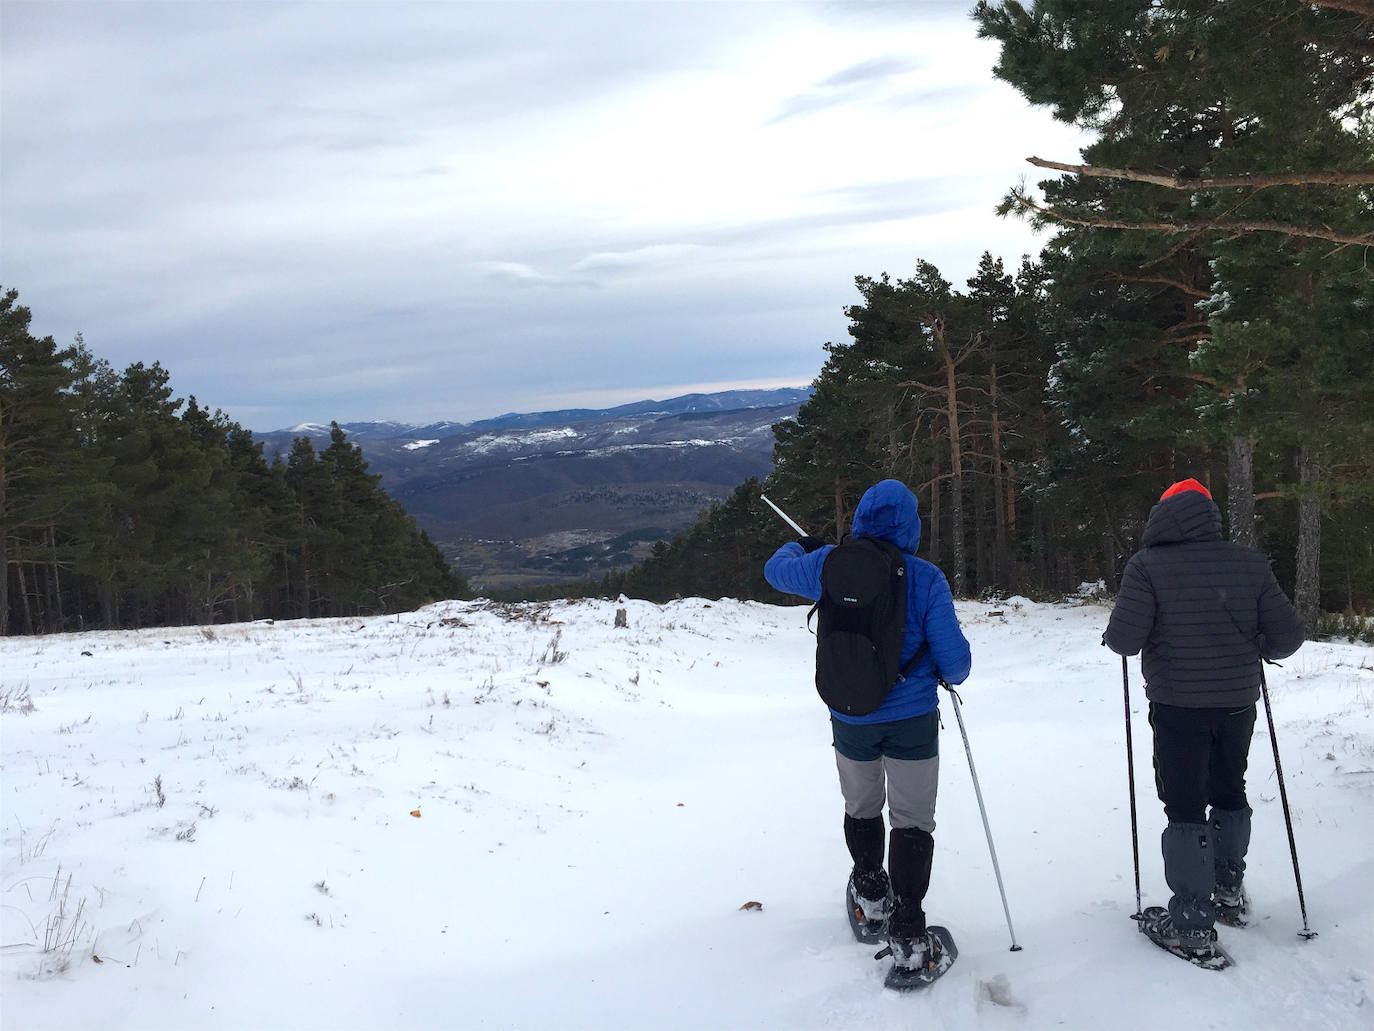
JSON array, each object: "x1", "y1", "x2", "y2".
[{"x1": 1149, "y1": 702, "x2": 1257, "y2": 824}]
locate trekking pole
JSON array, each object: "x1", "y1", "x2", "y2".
[
  {"x1": 1121, "y1": 656, "x2": 1144, "y2": 921},
  {"x1": 1259, "y1": 663, "x2": 1318, "y2": 940},
  {"x1": 942, "y1": 681, "x2": 1022, "y2": 951},
  {"x1": 759, "y1": 493, "x2": 807, "y2": 537}
]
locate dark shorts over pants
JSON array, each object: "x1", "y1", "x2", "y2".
[{"x1": 1149, "y1": 702, "x2": 1257, "y2": 824}]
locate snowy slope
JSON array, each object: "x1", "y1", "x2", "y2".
[{"x1": 2, "y1": 598, "x2": 1371, "y2": 1030}]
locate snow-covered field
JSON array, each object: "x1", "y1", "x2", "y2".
[{"x1": 2, "y1": 597, "x2": 1371, "y2": 1030}]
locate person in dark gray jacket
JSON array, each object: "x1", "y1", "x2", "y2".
[{"x1": 1105, "y1": 478, "x2": 1305, "y2": 959}]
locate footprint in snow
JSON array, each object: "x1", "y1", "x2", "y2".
[{"x1": 977, "y1": 973, "x2": 1028, "y2": 1015}]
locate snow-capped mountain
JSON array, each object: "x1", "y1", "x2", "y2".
[{"x1": 269, "y1": 389, "x2": 812, "y2": 441}]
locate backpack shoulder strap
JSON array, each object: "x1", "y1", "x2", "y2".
[
  {"x1": 898, "y1": 639, "x2": 929, "y2": 679},
  {"x1": 876, "y1": 543, "x2": 929, "y2": 680}
]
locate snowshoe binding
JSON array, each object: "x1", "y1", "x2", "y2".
[
  {"x1": 846, "y1": 872, "x2": 893, "y2": 945},
  {"x1": 880, "y1": 926, "x2": 957, "y2": 991},
  {"x1": 1213, "y1": 885, "x2": 1249, "y2": 928},
  {"x1": 1136, "y1": 906, "x2": 1232, "y2": 970}
]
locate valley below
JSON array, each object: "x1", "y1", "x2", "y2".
[{"x1": 258, "y1": 389, "x2": 807, "y2": 591}]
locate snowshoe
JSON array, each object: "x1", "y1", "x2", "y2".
[
  {"x1": 1213, "y1": 886, "x2": 1249, "y2": 928},
  {"x1": 846, "y1": 873, "x2": 892, "y2": 944},
  {"x1": 1135, "y1": 906, "x2": 1232, "y2": 970},
  {"x1": 880, "y1": 926, "x2": 957, "y2": 991}
]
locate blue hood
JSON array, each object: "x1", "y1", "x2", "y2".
[{"x1": 851, "y1": 479, "x2": 921, "y2": 553}]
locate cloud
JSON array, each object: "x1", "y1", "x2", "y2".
[
  {"x1": 477, "y1": 262, "x2": 565, "y2": 287},
  {"x1": 1, "y1": 1, "x2": 1092, "y2": 430},
  {"x1": 766, "y1": 53, "x2": 924, "y2": 125},
  {"x1": 569, "y1": 244, "x2": 709, "y2": 276},
  {"x1": 819, "y1": 55, "x2": 925, "y2": 89}
]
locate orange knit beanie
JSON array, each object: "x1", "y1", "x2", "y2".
[{"x1": 1160, "y1": 478, "x2": 1212, "y2": 501}]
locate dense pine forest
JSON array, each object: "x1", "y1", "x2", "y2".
[
  {"x1": 582, "y1": 1, "x2": 1374, "y2": 632},
  {"x1": 0, "y1": 291, "x2": 467, "y2": 635}
]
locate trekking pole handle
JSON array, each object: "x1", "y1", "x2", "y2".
[{"x1": 759, "y1": 493, "x2": 808, "y2": 537}]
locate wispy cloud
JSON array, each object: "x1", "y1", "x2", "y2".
[
  {"x1": 819, "y1": 55, "x2": 923, "y2": 89},
  {"x1": 478, "y1": 262, "x2": 562, "y2": 286},
  {"x1": 570, "y1": 244, "x2": 708, "y2": 275},
  {"x1": 766, "y1": 54, "x2": 922, "y2": 125}
]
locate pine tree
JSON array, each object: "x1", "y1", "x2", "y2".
[
  {"x1": 2, "y1": 291, "x2": 465, "y2": 632},
  {"x1": 1, "y1": 289, "x2": 81, "y2": 633},
  {"x1": 283, "y1": 435, "x2": 329, "y2": 617},
  {"x1": 976, "y1": 0, "x2": 1374, "y2": 612}
]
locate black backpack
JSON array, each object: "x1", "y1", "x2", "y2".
[{"x1": 810, "y1": 536, "x2": 927, "y2": 716}]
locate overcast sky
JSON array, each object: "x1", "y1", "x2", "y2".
[{"x1": 2, "y1": 1, "x2": 1089, "y2": 431}]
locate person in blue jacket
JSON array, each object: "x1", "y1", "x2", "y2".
[{"x1": 763, "y1": 478, "x2": 972, "y2": 976}]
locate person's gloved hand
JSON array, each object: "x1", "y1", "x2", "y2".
[{"x1": 798, "y1": 535, "x2": 827, "y2": 553}]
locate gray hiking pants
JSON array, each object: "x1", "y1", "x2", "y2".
[
  {"x1": 832, "y1": 712, "x2": 940, "y2": 833},
  {"x1": 836, "y1": 753, "x2": 939, "y2": 832}
]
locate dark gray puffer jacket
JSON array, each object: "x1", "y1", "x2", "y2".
[{"x1": 1104, "y1": 488, "x2": 1305, "y2": 708}]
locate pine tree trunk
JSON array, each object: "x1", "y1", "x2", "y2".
[
  {"x1": 928, "y1": 465, "x2": 941, "y2": 563},
  {"x1": 834, "y1": 478, "x2": 845, "y2": 542},
  {"x1": 44, "y1": 525, "x2": 62, "y2": 633},
  {"x1": 0, "y1": 456, "x2": 8, "y2": 636},
  {"x1": 936, "y1": 325, "x2": 966, "y2": 595},
  {"x1": 1227, "y1": 435, "x2": 1257, "y2": 548},
  {"x1": 277, "y1": 546, "x2": 289, "y2": 622},
  {"x1": 99, "y1": 582, "x2": 115, "y2": 629},
  {"x1": 1102, "y1": 532, "x2": 1118, "y2": 592},
  {"x1": 15, "y1": 551, "x2": 33, "y2": 635},
  {"x1": 1294, "y1": 445, "x2": 1321, "y2": 635},
  {"x1": 0, "y1": 533, "x2": 7, "y2": 637},
  {"x1": 973, "y1": 460, "x2": 990, "y2": 593},
  {"x1": 990, "y1": 363, "x2": 1010, "y2": 587},
  {"x1": 299, "y1": 504, "x2": 313, "y2": 619}
]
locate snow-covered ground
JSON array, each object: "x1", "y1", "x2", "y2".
[{"x1": 2, "y1": 597, "x2": 1371, "y2": 1030}]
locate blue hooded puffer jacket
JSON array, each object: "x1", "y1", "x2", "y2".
[{"x1": 763, "y1": 479, "x2": 972, "y2": 724}]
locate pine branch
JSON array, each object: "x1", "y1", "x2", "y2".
[
  {"x1": 1101, "y1": 272, "x2": 1213, "y2": 299},
  {"x1": 1308, "y1": 0, "x2": 1374, "y2": 16},
  {"x1": 1174, "y1": 371, "x2": 1227, "y2": 391},
  {"x1": 1026, "y1": 156, "x2": 1374, "y2": 190},
  {"x1": 1296, "y1": 29, "x2": 1374, "y2": 59},
  {"x1": 1007, "y1": 188, "x2": 1374, "y2": 248},
  {"x1": 898, "y1": 380, "x2": 951, "y2": 397},
  {"x1": 917, "y1": 471, "x2": 956, "y2": 493},
  {"x1": 1143, "y1": 182, "x2": 1266, "y2": 268}
]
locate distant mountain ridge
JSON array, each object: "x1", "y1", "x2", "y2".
[
  {"x1": 275, "y1": 388, "x2": 812, "y2": 440},
  {"x1": 257, "y1": 387, "x2": 811, "y2": 590}
]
